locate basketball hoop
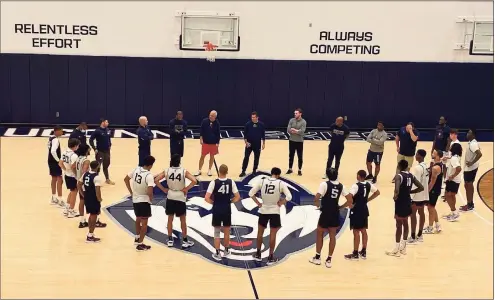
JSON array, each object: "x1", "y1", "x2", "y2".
[{"x1": 203, "y1": 41, "x2": 217, "y2": 62}]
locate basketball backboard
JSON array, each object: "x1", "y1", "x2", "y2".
[
  {"x1": 178, "y1": 11, "x2": 240, "y2": 51},
  {"x1": 470, "y1": 21, "x2": 493, "y2": 56}
]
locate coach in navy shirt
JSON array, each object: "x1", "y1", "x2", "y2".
[
  {"x1": 89, "y1": 118, "x2": 114, "y2": 185},
  {"x1": 137, "y1": 116, "x2": 154, "y2": 167},
  {"x1": 395, "y1": 122, "x2": 419, "y2": 175},
  {"x1": 194, "y1": 110, "x2": 221, "y2": 177},
  {"x1": 69, "y1": 122, "x2": 88, "y2": 146},
  {"x1": 432, "y1": 116, "x2": 451, "y2": 154},
  {"x1": 324, "y1": 117, "x2": 350, "y2": 176},
  {"x1": 169, "y1": 111, "x2": 188, "y2": 157},
  {"x1": 240, "y1": 111, "x2": 266, "y2": 177}
]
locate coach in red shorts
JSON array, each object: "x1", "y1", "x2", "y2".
[{"x1": 194, "y1": 110, "x2": 221, "y2": 177}]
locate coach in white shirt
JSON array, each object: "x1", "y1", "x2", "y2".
[
  {"x1": 461, "y1": 129, "x2": 483, "y2": 212},
  {"x1": 444, "y1": 143, "x2": 463, "y2": 222}
]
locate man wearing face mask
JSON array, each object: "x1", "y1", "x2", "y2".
[{"x1": 70, "y1": 122, "x2": 88, "y2": 146}]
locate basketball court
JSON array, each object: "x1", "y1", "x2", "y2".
[{"x1": 1, "y1": 137, "x2": 493, "y2": 299}]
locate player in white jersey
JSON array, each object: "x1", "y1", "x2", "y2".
[
  {"x1": 443, "y1": 143, "x2": 463, "y2": 222},
  {"x1": 154, "y1": 154, "x2": 197, "y2": 248},
  {"x1": 124, "y1": 156, "x2": 156, "y2": 251},
  {"x1": 408, "y1": 149, "x2": 429, "y2": 244},
  {"x1": 59, "y1": 138, "x2": 80, "y2": 218},
  {"x1": 461, "y1": 129, "x2": 483, "y2": 212},
  {"x1": 248, "y1": 167, "x2": 292, "y2": 265},
  {"x1": 441, "y1": 128, "x2": 461, "y2": 200}
]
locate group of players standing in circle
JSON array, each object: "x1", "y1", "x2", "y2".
[{"x1": 46, "y1": 112, "x2": 483, "y2": 267}]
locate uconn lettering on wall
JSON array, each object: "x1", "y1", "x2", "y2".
[
  {"x1": 14, "y1": 24, "x2": 98, "y2": 49},
  {"x1": 310, "y1": 31, "x2": 381, "y2": 55}
]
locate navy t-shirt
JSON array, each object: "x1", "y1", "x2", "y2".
[
  {"x1": 397, "y1": 127, "x2": 419, "y2": 157},
  {"x1": 434, "y1": 124, "x2": 450, "y2": 151},
  {"x1": 329, "y1": 123, "x2": 350, "y2": 150}
]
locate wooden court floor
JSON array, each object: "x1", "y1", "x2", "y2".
[{"x1": 1, "y1": 137, "x2": 493, "y2": 299}]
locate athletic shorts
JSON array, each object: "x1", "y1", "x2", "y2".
[
  {"x1": 350, "y1": 213, "x2": 368, "y2": 230},
  {"x1": 258, "y1": 214, "x2": 281, "y2": 228},
  {"x1": 212, "y1": 213, "x2": 232, "y2": 227},
  {"x1": 65, "y1": 175, "x2": 77, "y2": 191},
  {"x1": 133, "y1": 202, "x2": 152, "y2": 218},
  {"x1": 428, "y1": 191, "x2": 440, "y2": 207},
  {"x1": 412, "y1": 200, "x2": 429, "y2": 207},
  {"x1": 366, "y1": 150, "x2": 383, "y2": 165},
  {"x1": 395, "y1": 200, "x2": 412, "y2": 218},
  {"x1": 85, "y1": 201, "x2": 101, "y2": 215},
  {"x1": 165, "y1": 199, "x2": 186, "y2": 217},
  {"x1": 463, "y1": 168, "x2": 478, "y2": 183},
  {"x1": 318, "y1": 211, "x2": 340, "y2": 228},
  {"x1": 445, "y1": 180, "x2": 460, "y2": 194},
  {"x1": 202, "y1": 144, "x2": 219, "y2": 156},
  {"x1": 49, "y1": 163, "x2": 62, "y2": 177}
]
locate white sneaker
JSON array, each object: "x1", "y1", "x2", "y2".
[
  {"x1": 309, "y1": 256, "x2": 321, "y2": 265},
  {"x1": 63, "y1": 209, "x2": 69, "y2": 216},
  {"x1": 325, "y1": 259, "x2": 332, "y2": 268},
  {"x1": 447, "y1": 213, "x2": 459, "y2": 222},
  {"x1": 207, "y1": 170, "x2": 212, "y2": 176},
  {"x1": 67, "y1": 210, "x2": 78, "y2": 218},
  {"x1": 58, "y1": 200, "x2": 66, "y2": 209},
  {"x1": 416, "y1": 235, "x2": 424, "y2": 243},
  {"x1": 435, "y1": 223, "x2": 442, "y2": 233},
  {"x1": 385, "y1": 248, "x2": 400, "y2": 257},
  {"x1": 50, "y1": 197, "x2": 59, "y2": 205},
  {"x1": 223, "y1": 248, "x2": 232, "y2": 258},
  {"x1": 212, "y1": 252, "x2": 222, "y2": 261},
  {"x1": 167, "y1": 239, "x2": 174, "y2": 247},
  {"x1": 399, "y1": 242, "x2": 407, "y2": 255},
  {"x1": 193, "y1": 171, "x2": 201, "y2": 176},
  {"x1": 182, "y1": 240, "x2": 194, "y2": 248},
  {"x1": 441, "y1": 213, "x2": 451, "y2": 219},
  {"x1": 423, "y1": 226, "x2": 434, "y2": 234},
  {"x1": 406, "y1": 237, "x2": 416, "y2": 244}
]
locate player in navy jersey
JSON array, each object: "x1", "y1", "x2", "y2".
[
  {"x1": 386, "y1": 160, "x2": 424, "y2": 257},
  {"x1": 48, "y1": 125, "x2": 64, "y2": 206},
  {"x1": 310, "y1": 168, "x2": 353, "y2": 268},
  {"x1": 79, "y1": 161, "x2": 104, "y2": 243},
  {"x1": 344, "y1": 170, "x2": 380, "y2": 261},
  {"x1": 205, "y1": 164, "x2": 241, "y2": 260},
  {"x1": 423, "y1": 150, "x2": 443, "y2": 234}
]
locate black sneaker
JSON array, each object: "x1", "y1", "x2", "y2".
[
  {"x1": 252, "y1": 253, "x2": 262, "y2": 262},
  {"x1": 136, "y1": 244, "x2": 151, "y2": 251},
  {"x1": 297, "y1": 170, "x2": 302, "y2": 176},
  {"x1": 344, "y1": 252, "x2": 359, "y2": 260},
  {"x1": 86, "y1": 236, "x2": 101, "y2": 243},
  {"x1": 134, "y1": 238, "x2": 139, "y2": 245},
  {"x1": 96, "y1": 220, "x2": 107, "y2": 228},
  {"x1": 286, "y1": 169, "x2": 293, "y2": 175},
  {"x1": 267, "y1": 256, "x2": 278, "y2": 265},
  {"x1": 239, "y1": 172, "x2": 246, "y2": 177},
  {"x1": 359, "y1": 250, "x2": 367, "y2": 260},
  {"x1": 365, "y1": 175, "x2": 373, "y2": 181},
  {"x1": 371, "y1": 177, "x2": 377, "y2": 184},
  {"x1": 79, "y1": 221, "x2": 89, "y2": 228}
]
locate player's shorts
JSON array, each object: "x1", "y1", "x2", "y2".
[
  {"x1": 85, "y1": 201, "x2": 101, "y2": 215},
  {"x1": 463, "y1": 168, "x2": 478, "y2": 183},
  {"x1": 258, "y1": 214, "x2": 281, "y2": 228},
  {"x1": 397, "y1": 154, "x2": 414, "y2": 169},
  {"x1": 445, "y1": 180, "x2": 460, "y2": 194},
  {"x1": 318, "y1": 210, "x2": 340, "y2": 228},
  {"x1": 64, "y1": 175, "x2": 77, "y2": 191},
  {"x1": 212, "y1": 213, "x2": 232, "y2": 227},
  {"x1": 428, "y1": 190, "x2": 440, "y2": 207},
  {"x1": 201, "y1": 144, "x2": 219, "y2": 156},
  {"x1": 350, "y1": 213, "x2": 368, "y2": 230},
  {"x1": 395, "y1": 200, "x2": 412, "y2": 218},
  {"x1": 165, "y1": 199, "x2": 186, "y2": 217},
  {"x1": 133, "y1": 202, "x2": 152, "y2": 218},
  {"x1": 366, "y1": 150, "x2": 383, "y2": 165},
  {"x1": 411, "y1": 200, "x2": 429, "y2": 207},
  {"x1": 48, "y1": 162, "x2": 62, "y2": 177}
]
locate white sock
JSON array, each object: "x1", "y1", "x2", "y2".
[
  {"x1": 52, "y1": 194, "x2": 56, "y2": 199},
  {"x1": 135, "y1": 235, "x2": 139, "y2": 239},
  {"x1": 80, "y1": 216, "x2": 85, "y2": 222},
  {"x1": 87, "y1": 232, "x2": 94, "y2": 237},
  {"x1": 395, "y1": 243, "x2": 400, "y2": 250}
]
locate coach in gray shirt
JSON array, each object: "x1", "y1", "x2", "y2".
[
  {"x1": 366, "y1": 121, "x2": 388, "y2": 183},
  {"x1": 286, "y1": 108, "x2": 307, "y2": 176}
]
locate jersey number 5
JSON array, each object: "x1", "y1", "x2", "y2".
[
  {"x1": 168, "y1": 173, "x2": 182, "y2": 181},
  {"x1": 134, "y1": 173, "x2": 142, "y2": 184},
  {"x1": 218, "y1": 184, "x2": 230, "y2": 194},
  {"x1": 331, "y1": 188, "x2": 339, "y2": 198}
]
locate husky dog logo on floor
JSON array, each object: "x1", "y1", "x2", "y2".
[{"x1": 106, "y1": 172, "x2": 349, "y2": 269}]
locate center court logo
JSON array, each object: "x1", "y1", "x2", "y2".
[{"x1": 105, "y1": 172, "x2": 350, "y2": 269}]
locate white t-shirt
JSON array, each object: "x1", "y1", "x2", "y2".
[
  {"x1": 317, "y1": 180, "x2": 350, "y2": 198},
  {"x1": 248, "y1": 178, "x2": 292, "y2": 215},
  {"x1": 447, "y1": 155, "x2": 462, "y2": 183},
  {"x1": 465, "y1": 139, "x2": 481, "y2": 172},
  {"x1": 207, "y1": 178, "x2": 239, "y2": 205},
  {"x1": 75, "y1": 155, "x2": 90, "y2": 181},
  {"x1": 349, "y1": 182, "x2": 378, "y2": 196},
  {"x1": 411, "y1": 162, "x2": 429, "y2": 201},
  {"x1": 165, "y1": 167, "x2": 187, "y2": 202},
  {"x1": 61, "y1": 149, "x2": 78, "y2": 178},
  {"x1": 444, "y1": 139, "x2": 461, "y2": 159},
  {"x1": 127, "y1": 167, "x2": 155, "y2": 203}
]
